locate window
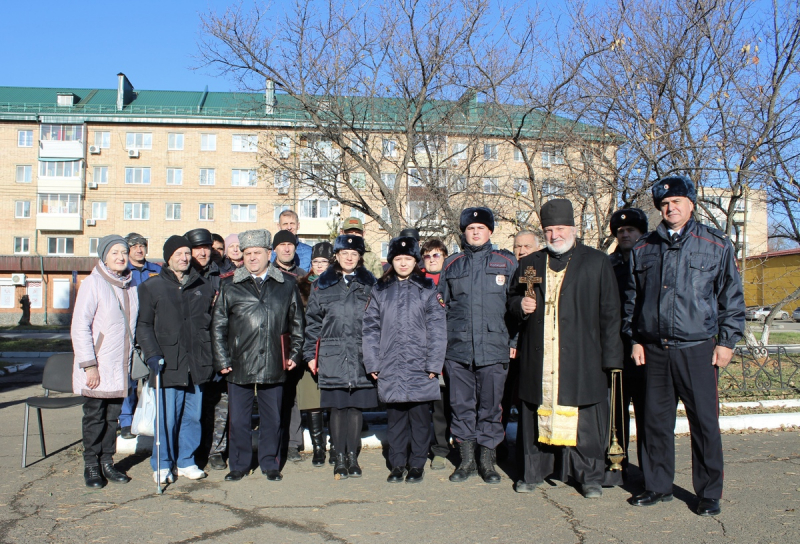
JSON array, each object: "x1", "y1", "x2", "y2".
[
  {"x1": 94, "y1": 131, "x2": 111, "y2": 148},
  {"x1": 408, "y1": 201, "x2": 435, "y2": 222},
  {"x1": 484, "y1": 143, "x2": 498, "y2": 161},
  {"x1": 231, "y1": 204, "x2": 257, "y2": 222},
  {"x1": 273, "y1": 205, "x2": 291, "y2": 222},
  {"x1": 16, "y1": 165, "x2": 32, "y2": 183},
  {"x1": 408, "y1": 168, "x2": 446, "y2": 187},
  {"x1": 232, "y1": 169, "x2": 257, "y2": 187},
  {"x1": 166, "y1": 168, "x2": 183, "y2": 185},
  {"x1": 39, "y1": 161, "x2": 81, "y2": 178},
  {"x1": 381, "y1": 242, "x2": 389, "y2": 259},
  {"x1": 583, "y1": 213, "x2": 596, "y2": 231},
  {"x1": 40, "y1": 124, "x2": 83, "y2": 142},
  {"x1": 38, "y1": 194, "x2": 79, "y2": 214},
  {"x1": 452, "y1": 142, "x2": 468, "y2": 162},
  {"x1": 15, "y1": 201, "x2": 31, "y2": 218},
  {"x1": 124, "y1": 167, "x2": 151, "y2": 185},
  {"x1": 382, "y1": 139, "x2": 397, "y2": 158},
  {"x1": 513, "y1": 178, "x2": 528, "y2": 195},
  {"x1": 516, "y1": 210, "x2": 531, "y2": 224},
  {"x1": 514, "y1": 147, "x2": 525, "y2": 162},
  {"x1": 274, "y1": 170, "x2": 290, "y2": 189},
  {"x1": 52, "y1": 278, "x2": 71, "y2": 308},
  {"x1": 482, "y1": 177, "x2": 499, "y2": 194},
  {"x1": 350, "y1": 137, "x2": 366, "y2": 157},
  {"x1": 380, "y1": 207, "x2": 392, "y2": 227},
  {"x1": 351, "y1": 172, "x2": 367, "y2": 189},
  {"x1": 167, "y1": 133, "x2": 184, "y2": 150},
  {"x1": 199, "y1": 203, "x2": 215, "y2": 221},
  {"x1": 125, "y1": 132, "x2": 152, "y2": 150},
  {"x1": 413, "y1": 134, "x2": 446, "y2": 155},
  {"x1": 48, "y1": 237, "x2": 74, "y2": 255},
  {"x1": 166, "y1": 203, "x2": 182, "y2": 221},
  {"x1": 350, "y1": 209, "x2": 365, "y2": 220},
  {"x1": 381, "y1": 172, "x2": 396, "y2": 190},
  {"x1": 580, "y1": 149, "x2": 595, "y2": 165},
  {"x1": 451, "y1": 175, "x2": 467, "y2": 192},
  {"x1": 734, "y1": 198, "x2": 746, "y2": 212},
  {"x1": 14, "y1": 237, "x2": 30, "y2": 254},
  {"x1": 18, "y1": 130, "x2": 34, "y2": 147},
  {"x1": 123, "y1": 202, "x2": 150, "y2": 220},
  {"x1": 201, "y1": 134, "x2": 217, "y2": 151},
  {"x1": 276, "y1": 135, "x2": 291, "y2": 158},
  {"x1": 232, "y1": 134, "x2": 258, "y2": 152},
  {"x1": 199, "y1": 169, "x2": 216, "y2": 186},
  {"x1": 299, "y1": 199, "x2": 335, "y2": 219},
  {"x1": 91, "y1": 202, "x2": 107, "y2": 220},
  {"x1": 94, "y1": 166, "x2": 108, "y2": 184},
  {"x1": 89, "y1": 238, "x2": 99, "y2": 255},
  {"x1": 542, "y1": 147, "x2": 565, "y2": 167},
  {"x1": 542, "y1": 180, "x2": 566, "y2": 199}
]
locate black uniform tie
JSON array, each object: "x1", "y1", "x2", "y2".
[{"x1": 671, "y1": 232, "x2": 680, "y2": 244}]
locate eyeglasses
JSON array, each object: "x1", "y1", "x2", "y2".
[{"x1": 423, "y1": 253, "x2": 443, "y2": 260}]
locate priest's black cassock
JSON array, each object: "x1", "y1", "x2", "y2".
[{"x1": 509, "y1": 241, "x2": 624, "y2": 488}]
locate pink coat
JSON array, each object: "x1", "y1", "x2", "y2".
[{"x1": 71, "y1": 262, "x2": 139, "y2": 398}]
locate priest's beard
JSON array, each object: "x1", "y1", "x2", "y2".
[{"x1": 545, "y1": 231, "x2": 576, "y2": 255}]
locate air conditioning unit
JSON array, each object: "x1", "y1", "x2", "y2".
[
  {"x1": 87, "y1": 181, "x2": 98, "y2": 189},
  {"x1": 88, "y1": 145, "x2": 100, "y2": 154},
  {"x1": 128, "y1": 149, "x2": 140, "y2": 158},
  {"x1": 86, "y1": 219, "x2": 96, "y2": 227},
  {"x1": 11, "y1": 273, "x2": 26, "y2": 286},
  {"x1": 277, "y1": 186, "x2": 289, "y2": 195}
]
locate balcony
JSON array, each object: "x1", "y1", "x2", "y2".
[
  {"x1": 298, "y1": 218, "x2": 336, "y2": 237},
  {"x1": 39, "y1": 140, "x2": 84, "y2": 160},
  {"x1": 37, "y1": 176, "x2": 83, "y2": 193},
  {"x1": 36, "y1": 214, "x2": 82, "y2": 232}
]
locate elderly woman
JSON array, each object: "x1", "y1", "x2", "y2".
[
  {"x1": 304, "y1": 236, "x2": 378, "y2": 479},
  {"x1": 72, "y1": 235, "x2": 139, "y2": 488},
  {"x1": 225, "y1": 233, "x2": 244, "y2": 268}
]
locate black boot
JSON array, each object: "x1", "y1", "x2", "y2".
[
  {"x1": 329, "y1": 445, "x2": 337, "y2": 465},
  {"x1": 84, "y1": 465, "x2": 105, "y2": 488},
  {"x1": 101, "y1": 462, "x2": 130, "y2": 484},
  {"x1": 333, "y1": 452, "x2": 349, "y2": 480},
  {"x1": 309, "y1": 411, "x2": 326, "y2": 467},
  {"x1": 346, "y1": 452, "x2": 362, "y2": 478},
  {"x1": 478, "y1": 446, "x2": 501, "y2": 484},
  {"x1": 449, "y1": 440, "x2": 477, "y2": 483}
]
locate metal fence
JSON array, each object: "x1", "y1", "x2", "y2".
[{"x1": 720, "y1": 346, "x2": 800, "y2": 398}]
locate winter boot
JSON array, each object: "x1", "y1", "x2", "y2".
[
  {"x1": 333, "y1": 452, "x2": 349, "y2": 480},
  {"x1": 309, "y1": 411, "x2": 326, "y2": 467},
  {"x1": 449, "y1": 440, "x2": 477, "y2": 482},
  {"x1": 478, "y1": 446, "x2": 501, "y2": 484},
  {"x1": 346, "y1": 451, "x2": 362, "y2": 477}
]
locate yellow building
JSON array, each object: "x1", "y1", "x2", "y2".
[{"x1": 743, "y1": 248, "x2": 800, "y2": 307}]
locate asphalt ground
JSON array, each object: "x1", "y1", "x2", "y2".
[{"x1": 2, "y1": 364, "x2": 799, "y2": 543}]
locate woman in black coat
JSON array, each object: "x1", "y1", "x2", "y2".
[{"x1": 304, "y1": 235, "x2": 377, "y2": 479}]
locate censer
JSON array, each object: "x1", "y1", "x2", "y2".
[{"x1": 607, "y1": 369, "x2": 625, "y2": 471}]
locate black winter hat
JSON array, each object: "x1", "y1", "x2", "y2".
[
  {"x1": 540, "y1": 199, "x2": 575, "y2": 228},
  {"x1": 163, "y1": 235, "x2": 191, "y2": 263},
  {"x1": 333, "y1": 234, "x2": 366, "y2": 255},
  {"x1": 610, "y1": 208, "x2": 648, "y2": 236},
  {"x1": 272, "y1": 229, "x2": 298, "y2": 247},
  {"x1": 652, "y1": 175, "x2": 697, "y2": 208},
  {"x1": 311, "y1": 242, "x2": 334, "y2": 261},
  {"x1": 399, "y1": 228, "x2": 421, "y2": 241},
  {"x1": 184, "y1": 228, "x2": 213, "y2": 248},
  {"x1": 387, "y1": 236, "x2": 421, "y2": 263},
  {"x1": 459, "y1": 207, "x2": 495, "y2": 232}
]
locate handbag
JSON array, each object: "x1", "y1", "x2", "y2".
[
  {"x1": 113, "y1": 289, "x2": 149, "y2": 380},
  {"x1": 131, "y1": 381, "x2": 156, "y2": 436}
]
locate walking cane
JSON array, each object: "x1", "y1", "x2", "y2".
[{"x1": 155, "y1": 358, "x2": 164, "y2": 495}]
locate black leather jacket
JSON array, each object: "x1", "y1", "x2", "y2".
[
  {"x1": 622, "y1": 219, "x2": 745, "y2": 349},
  {"x1": 211, "y1": 265, "x2": 305, "y2": 385},
  {"x1": 438, "y1": 238, "x2": 517, "y2": 366}
]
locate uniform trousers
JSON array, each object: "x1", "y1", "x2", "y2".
[
  {"x1": 387, "y1": 402, "x2": 431, "y2": 469},
  {"x1": 446, "y1": 360, "x2": 507, "y2": 448},
  {"x1": 202, "y1": 377, "x2": 228, "y2": 456},
  {"x1": 228, "y1": 382, "x2": 283, "y2": 472},
  {"x1": 82, "y1": 397, "x2": 122, "y2": 466},
  {"x1": 430, "y1": 386, "x2": 452, "y2": 458},
  {"x1": 642, "y1": 339, "x2": 723, "y2": 499},
  {"x1": 281, "y1": 367, "x2": 304, "y2": 451}
]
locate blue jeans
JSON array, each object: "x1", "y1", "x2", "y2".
[
  {"x1": 150, "y1": 382, "x2": 204, "y2": 471},
  {"x1": 119, "y1": 378, "x2": 138, "y2": 428}
]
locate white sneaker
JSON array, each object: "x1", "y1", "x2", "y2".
[
  {"x1": 177, "y1": 465, "x2": 207, "y2": 480},
  {"x1": 153, "y1": 469, "x2": 175, "y2": 484}
]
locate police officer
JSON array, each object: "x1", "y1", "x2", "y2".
[
  {"x1": 623, "y1": 176, "x2": 745, "y2": 516},
  {"x1": 439, "y1": 207, "x2": 517, "y2": 484}
]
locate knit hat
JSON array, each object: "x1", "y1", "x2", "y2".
[
  {"x1": 224, "y1": 233, "x2": 239, "y2": 250},
  {"x1": 459, "y1": 207, "x2": 495, "y2": 232},
  {"x1": 97, "y1": 235, "x2": 129, "y2": 262},
  {"x1": 652, "y1": 175, "x2": 697, "y2": 208},
  {"x1": 239, "y1": 229, "x2": 272, "y2": 250},
  {"x1": 125, "y1": 232, "x2": 148, "y2": 247},
  {"x1": 540, "y1": 199, "x2": 575, "y2": 228},
  {"x1": 333, "y1": 234, "x2": 366, "y2": 255},
  {"x1": 272, "y1": 229, "x2": 298, "y2": 248},
  {"x1": 610, "y1": 208, "x2": 648, "y2": 236},
  {"x1": 311, "y1": 242, "x2": 334, "y2": 261},
  {"x1": 387, "y1": 236, "x2": 421, "y2": 263},
  {"x1": 163, "y1": 235, "x2": 191, "y2": 263},
  {"x1": 399, "y1": 228, "x2": 421, "y2": 241},
  {"x1": 184, "y1": 228, "x2": 214, "y2": 248}
]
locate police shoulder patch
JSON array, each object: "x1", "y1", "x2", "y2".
[{"x1": 436, "y1": 293, "x2": 446, "y2": 308}]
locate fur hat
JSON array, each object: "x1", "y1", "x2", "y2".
[
  {"x1": 163, "y1": 235, "x2": 191, "y2": 263},
  {"x1": 387, "y1": 236, "x2": 421, "y2": 263},
  {"x1": 333, "y1": 234, "x2": 366, "y2": 255},
  {"x1": 311, "y1": 241, "x2": 334, "y2": 261},
  {"x1": 184, "y1": 228, "x2": 213, "y2": 248},
  {"x1": 460, "y1": 207, "x2": 495, "y2": 232},
  {"x1": 540, "y1": 199, "x2": 575, "y2": 228},
  {"x1": 272, "y1": 229, "x2": 297, "y2": 247},
  {"x1": 239, "y1": 229, "x2": 272, "y2": 251},
  {"x1": 97, "y1": 235, "x2": 129, "y2": 262},
  {"x1": 399, "y1": 228, "x2": 421, "y2": 241},
  {"x1": 652, "y1": 175, "x2": 696, "y2": 208},
  {"x1": 610, "y1": 208, "x2": 648, "y2": 236}
]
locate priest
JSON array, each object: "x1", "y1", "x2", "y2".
[{"x1": 508, "y1": 199, "x2": 623, "y2": 498}]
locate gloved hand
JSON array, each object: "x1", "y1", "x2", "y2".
[{"x1": 146, "y1": 356, "x2": 163, "y2": 373}]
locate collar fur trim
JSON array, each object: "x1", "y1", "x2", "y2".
[
  {"x1": 232, "y1": 264, "x2": 285, "y2": 284},
  {"x1": 317, "y1": 266, "x2": 376, "y2": 290}
]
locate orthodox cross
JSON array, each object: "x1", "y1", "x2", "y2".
[{"x1": 519, "y1": 266, "x2": 542, "y2": 298}]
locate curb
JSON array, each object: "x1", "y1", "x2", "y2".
[{"x1": 0, "y1": 351, "x2": 59, "y2": 359}]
